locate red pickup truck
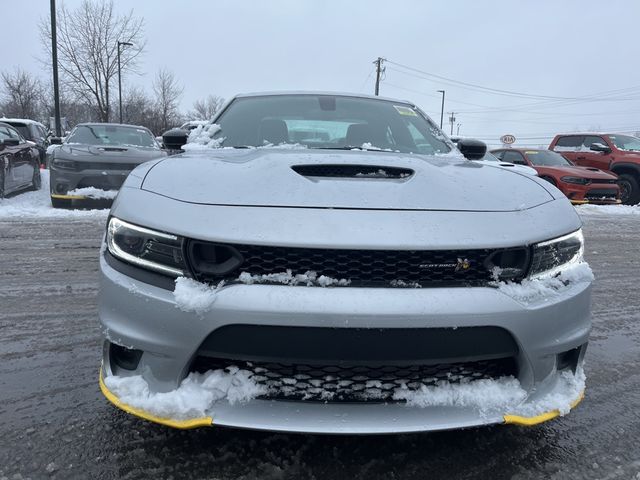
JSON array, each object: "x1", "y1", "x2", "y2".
[{"x1": 549, "y1": 133, "x2": 640, "y2": 205}]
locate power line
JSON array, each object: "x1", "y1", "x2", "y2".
[{"x1": 385, "y1": 59, "x2": 640, "y2": 102}]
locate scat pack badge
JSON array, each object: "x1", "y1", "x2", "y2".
[{"x1": 419, "y1": 258, "x2": 472, "y2": 273}]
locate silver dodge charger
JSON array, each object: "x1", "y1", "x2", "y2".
[{"x1": 98, "y1": 92, "x2": 591, "y2": 433}]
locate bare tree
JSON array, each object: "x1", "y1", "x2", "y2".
[
  {"x1": 153, "y1": 68, "x2": 183, "y2": 131},
  {"x1": 0, "y1": 69, "x2": 46, "y2": 121},
  {"x1": 39, "y1": 0, "x2": 145, "y2": 122},
  {"x1": 188, "y1": 95, "x2": 225, "y2": 121},
  {"x1": 122, "y1": 86, "x2": 154, "y2": 127}
]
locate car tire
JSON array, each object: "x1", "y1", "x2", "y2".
[
  {"x1": 617, "y1": 173, "x2": 640, "y2": 205},
  {"x1": 51, "y1": 196, "x2": 71, "y2": 209},
  {"x1": 541, "y1": 175, "x2": 557, "y2": 187},
  {"x1": 30, "y1": 165, "x2": 42, "y2": 191}
]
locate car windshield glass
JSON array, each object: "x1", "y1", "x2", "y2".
[
  {"x1": 6, "y1": 123, "x2": 30, "y2": 139},
  {"x1": 525, "y1": 150, "x2": 572, "y2": 166},
  {"x1": 479, "y1": 152, "x2": 500, "y2": 162},
  {"x1": 608, "y1": 134, "x2": 640, "y2": 152},
  {"x1": 66, "y1": 125, "x2": 157, "y2": 148},
  {"x1": 210, "y1": 95, "x2": 452, "y2": 155}
]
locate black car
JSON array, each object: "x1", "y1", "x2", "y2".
[
  {"x1": 0, "y1": 122, "x2": 41, "y2": 198},
  {"x1": 0, "y1": 118, "x2": 50, "y2": 166}
]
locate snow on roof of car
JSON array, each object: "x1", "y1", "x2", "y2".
[{"x1": 0, "y1": 117, "x2": 46, "y2": 127}]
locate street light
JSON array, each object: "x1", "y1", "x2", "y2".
[
  {"x1": 117, "y1": 41, "x2": 133, "y2": 124},
  {"x1": 437, "y1": 90, "x2": 445, "y2": 129}
]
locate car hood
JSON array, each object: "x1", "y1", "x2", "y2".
[
  {"x1": 539, "y1": 165, "x2": 617, "y2": 179},
  {"x1": 57, "y1": 144, "x2": 165, "y2": 163},
  {"x1": 141, "y1": 149, "x2": 555, "y2": 212}
]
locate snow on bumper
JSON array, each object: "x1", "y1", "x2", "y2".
[
  {"x1": 99, "y1": 362, "x2": 585, "y2": 433},
  {"x1": 98, "y1": 253, "x2": 591, "y2": 433}
]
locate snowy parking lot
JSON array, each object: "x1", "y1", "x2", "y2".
[{"x1": 0, "y1": 189, "x2": 639, "y2": 479}]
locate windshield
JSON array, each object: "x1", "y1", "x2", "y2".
[
  {"x1": 66, "y1": 125, "x2": 158, "y2": 148},
  {"x1": 6, "y1": 123, "x2": 30, "y2": 140},
  {"x1": 479, "y1": 152, "x2": 500, "y2": 162},
  {"x1": 608, "y1": 134, "x2": 640, "y2": 152},
  {"x1": 524, "y1": 150, "x2": 572, "y2": 166},
  {"x1": 209, "y1": 94, "x2": 452, "y2": 155}
]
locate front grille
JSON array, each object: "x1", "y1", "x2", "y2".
[
  {"x1": 585, "y1": 188, "x2": 618, "y2": 200},
  {"x1": 76, "y1": 176, "x2": 126, "y2": 189},
  {"x1": 186, "y1": 242, "x2": 527, "y2": 288},
  {"x1": 77, "y1": 161, "x2": 139, "y2": 171},
  {"x1": 190, "y1": 357, "x2": 518, "y2": 403},
  {"x1": 589, "y1": 179, "x2": 617, "y2": 185}
]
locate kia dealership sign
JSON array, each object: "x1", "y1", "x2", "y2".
[{"x1": 500, "y1": 134, "x2": 516, "y2": 145}]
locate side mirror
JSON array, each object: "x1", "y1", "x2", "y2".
[
  {"x1": 50, "y1": 137, "x2": 63, "y2": 145},
  {"x1": 457, "y1": 138, "x2": 487, "y2": 160},
  {"x1": 590, "y1": 142, "x2": 611, "y2": 154},
  {"x1": 162, "y1": 128, "x2": 189, "y2": 151}
]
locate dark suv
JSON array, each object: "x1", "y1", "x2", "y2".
[
  {"x1": 549, "y1": 133, "x2": 640, "y2": 204},
  {"x1": 0, "y1": 118, "x2": 49, "y2": 166}
]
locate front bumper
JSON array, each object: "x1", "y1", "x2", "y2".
[
  {"x1": 562, "y1": 184, "x2": 620, "y2": 205},
  {"x1": 49, "y1": 166, "x2": 130, "y2": 198},
  {"x1": 98, "y1": 250, "x2": 591, "y2": 433}
]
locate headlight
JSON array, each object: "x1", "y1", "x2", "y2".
[
  {"x1": 529, "y1": 229, "x2": 584, "y2": 279},
  {"x1": 106, "y1": 217, "x2": 187, "y2": 277},
  {"x1": 561, "y1": 176, "x2": 590, "y2": 185},
  {"x1": 52, "y1": 158, "x2": 76, "y2": 170}
]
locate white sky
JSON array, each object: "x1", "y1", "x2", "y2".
[{"x1": 3, "y1": 0, "x2": 640, "y2": 146}]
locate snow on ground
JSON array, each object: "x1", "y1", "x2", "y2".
[
  {"x1": 104, "y1": 367, "x2": 267, "y2": 421},
  {"x1": 575, "y1": 204, "x2": 640, "y2": 216},
  {"x1": 0, "y1": 170, "x2": 109, "y2": 219},
  {"x1": 495, "y1": 262, "x2": 594, "y2": 305}
]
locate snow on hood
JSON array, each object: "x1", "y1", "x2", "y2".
[{"x1": 141, "y1": 149, "x2": 554, "y2": 212}]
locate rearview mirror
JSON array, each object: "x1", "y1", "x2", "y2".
[
  {"x1": 457, "y1": 138, "x2": 487, "y2": 160},
  {"x1": 162, "y1": 128, "x2": 189, "y2": 151},
  {"x1": 590, "y1": 142, "x2": 611, "y2": 154},
  {"x1": 50, "y1": 137, "x2": 63, "y2": 145}
]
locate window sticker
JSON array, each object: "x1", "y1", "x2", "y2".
[
  {"x1": 394, "y1": 105, "x2": 418, "y2": 116},
  {"x1": 525, "y1": 151, "x2": 539, "y2": 154}
]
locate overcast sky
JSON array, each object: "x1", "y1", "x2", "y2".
[{"x1": 3, "y1": 0, "x2": 640, "y2": 145}]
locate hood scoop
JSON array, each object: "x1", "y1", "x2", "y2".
[{"x1": 291, "y1": 164, "x2": 414, "y2": 179}]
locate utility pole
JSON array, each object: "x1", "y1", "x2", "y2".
[
  {"x1": 374, "y1": 57, "x2": 385, "y2": 96},
  {"x1": 437, "y1": 90, "x2": 445, "y2": 129},
  {"x1": 449, "y1": 112, "x2": 456, "y2": 136},
  {"x1": 117, "y1": 41, "x2": 133, "y2": 124},
  {"x1": 456, "y1": 123, "x2": 462, "y2": 135},
  {"x1": 50, "y1": 0, "x2": 62, "y2": 137}
]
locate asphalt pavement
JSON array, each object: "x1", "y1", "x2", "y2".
[{"x1": 0, "y1": 214, "x2": 639, "y2": 480}]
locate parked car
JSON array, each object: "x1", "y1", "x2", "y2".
[
  {"x1": 48, "y1": 123, "x2": 166, "y2": 208},
  {"x1": 0, "y1": 118, "x2": 49, "y2": 166},
  {"x1": 549, "y1": 133, "x2": 640, "y2": 205},
  {"x1": 492, "y1": 148, "x2": 620, "y2": 205},
  {"x1": 0, "y1": 122, "x2": 41, "y2": 198},
  {"x1": 98, "y1": 92, "x2": 590, "y2": 434}
]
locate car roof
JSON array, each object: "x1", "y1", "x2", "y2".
[
  {"x1": 76, "y1": 122, "x2": 151, "y2": 130},
  {"x1": 0, "y1": 118, "x2": 45, "y2": 127},
  {"x1": 233, "y1": 90, "x2": 414, "y2": 105}
]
